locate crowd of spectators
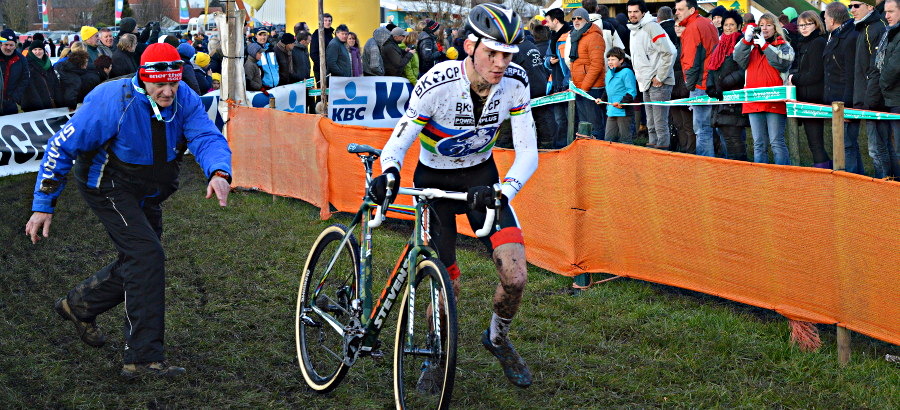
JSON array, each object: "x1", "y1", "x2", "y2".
[{"x1": 2, "y1": 0, "x2": 899, "y2": 177}]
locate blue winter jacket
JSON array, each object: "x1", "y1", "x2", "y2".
[
  {"x1": 604, "y1": 65, "x2": 637, "y2": 117},
  {"x1": 32, "y1": 77, "x2": 232, "y2": 213}
]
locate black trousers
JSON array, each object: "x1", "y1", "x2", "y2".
[{"x1": 68, "y1": 168, "x2": 177, "y2": 364}]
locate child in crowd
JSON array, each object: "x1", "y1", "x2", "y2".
[
  {"x1": 210, "y1": 73, "x2": 221, "y2": 92},
  {"x1": 600, "y1": 47, "x2": 637, "y2": 143}
]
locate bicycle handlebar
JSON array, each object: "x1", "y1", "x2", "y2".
[{"x1": 367, "y1": 185, "x2": 500, "y2": 238}]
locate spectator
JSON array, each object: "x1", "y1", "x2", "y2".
[
  {"x1": 0, "y1": 29, "x2": 30, "y2": 115},
  {"x1": 658, "y1": 6, "x2": 678, "y2": 47},
  {"x1": 210, "y1": 72, "x2": 221, "y2": 92},
  {"x1": 208, "y1": 37, "x2": 223, "y2": 74},
  {"x1": 744, "y1": 13, "x2": 756, "y2": 25},
  {"x1": 600, "y1": 4, "x2": 632, "y2": 54},
  {"x1": 670, "y1": 19, "x2": 696, "y2": 154},
  {"x1": 193, "y1": 34, "x2": 208, "y2": 53},
  {"x1": 83, "y1": 55, "x2": 112, "y2": 97},
  {"x1": 177, "y1": 43, "x2": 202, "y2": 95},
  {"x1": 326, "y1": 24, "x2": 352, "y2": 79},
  {"x1": 57, "y1": 50, "x2": 90, "y2": 109},
  {"x1": 382, "y1": 27, "x2": 414, "y2": 77},
  {"x1": 81, "y1": 26, "x2": 102, "y2": 64},
  {"x1": 275, "y1": 33, "x2": 298, "y2": 85},
  {"x1": 498, "y1": 28, "x2": 553, "y2": 148},
  {"x1": 452, "y1": 26, "x2": 468, "y2": 60},
  {"x1": 99, "y1": 28, "x2": 115, "y2": 57},
  {"x1": 22, "y1": 40, "x2": 59, "y2": 112},
  {"x1": 57, "y1": 41, "x2": 84, "y2": 66},
  {"x1": 245, "y1": 42, "x2": 264, "y2": 91},
  {"x1": 675, "y1": 0, "x2": 719, "y2": 156},
  {"x1": 417, "y1": 19, "x2": 444, "y2": 75},
  {"x1": 346, "y1": 32, "x2": 363, "y2": 77},
  {"x1": 851, "y1": 0, "x2": 891, "y2": 177},
  {"x1": 544, "y1": 8, "x2": 573, "y2": 148},
  {"x1": 250, "y1": 27, "x2": 270, "y2": 51},
  {"x1": 362, "y1": 26, "x2": 391, "y2": 76},
  {"x1": 823, "y1": 2, "x2": 857, "y2": 133},
  {"x1": 705, "y1": 10, "x2": 749, "y2": 161},
  {"x1": 628, "y1": 0, "x2": 677, "y2": 149},
  {"x1": 310, "y1": 13, "x2": 335, "y2": 85},
  {"x1": 602, "y1": 47, "x2": 637, "y2": 143},
  {"x1": 400, "y1": 34, "x2": 420, "y2": 84},
  {"x1": 531, "y1": 23, "x2": 550, "y2": 60},
  {"x1": 193, "y1": 52, "x2": 212, "y2": 93},
  {"x1": 110, "y1": 33, "x2": 138, "y2": 78},
  {"x1": 583, "y1": 0, "x2": 625, "y2": 60},
  {"x1": 294, "y1": 31, "x2": 312, "y2": 80},
  {"x1": 878, "y1": 0, "x2": 900, "y2": 176},
  {"x1": 115, "y1": 17, "x2": 136, "y2": 49},
  {"x1": 295, "y1": 21, "x2": 311, "y2": 35},
  {"x1": 733, "y1": 12, "x2": 794, "y2": 165},
  {"x1": 569, "y1": 7, "x2": 607, "y2": 140},
  {"x1": 709, "y1": 5, "x2": 727, "y2": 35},
  {"x1": 788, "y1": 11, "x2": 831, "y2": 168},
  {"x1": 135, "y1": 21, "x2": 160, "y2": 65}
]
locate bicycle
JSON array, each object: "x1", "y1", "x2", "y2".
[{"x1": 295, "y1": 143, "x2": 501, "y2": 409}]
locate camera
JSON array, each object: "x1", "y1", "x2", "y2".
[{"x1": 753, "y1": 26, "x2": 762, "y2": 36}]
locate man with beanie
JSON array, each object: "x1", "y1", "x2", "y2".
[
  {"x1": 0, "y1": 29, "x2": 31, "y2": 115},
  {"x1": 709, "y1": 5, "x2": 728, "y2": 34},
  {"x1": 326, "y1": 24, "x2": 352, "y2": 80},
  {"x1": 80, "y1": 26, "x2": 104, "y2": 64},
  {"x1": 22, "y1": 39, "x2": 59, "y2": 112},
  {"x1": 310, "y1": 13, "x2": 334, "y2": 86},
  {"x1": 628, "y1": 0, "x2": 677, "y2": 149},
  {"x1": 417, "y1": 19, "x2": 445, "y2": 75},
  {"x1": 569, "y1": 7, "x2": 607, "y2": 139},
  {"x1": 382, "y1": 27, "x2": 414, "y2": 77},
  {"x1": 192, "y1": 52, "x2": 213, "y2": 92},
  {"x1": 275, "y1": 33, "x2": 298, "y2": 85},
  {"x1": 363, "y1": 25, "x2": 391, "y2": 76},
  {"x1": 177, "y1": 43, "x2": 202, "y2": 95},
  {"x1": 26, "y1": 42, "x2": 232, "y2": 379},
  {"x1": 675, "y1": 0, "x2": 719, "y2": 155}
]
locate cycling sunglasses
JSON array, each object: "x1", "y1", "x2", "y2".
[
  {"x1": 141, "y1": 61, "x2": 185, "y2": 71},
  {"x1": 849, "y1": 3, "x2": 865, "y2": 8}
]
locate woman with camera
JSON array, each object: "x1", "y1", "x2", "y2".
[{"x1": 733, "y1": 12, "x2": 795, "y2": 165}]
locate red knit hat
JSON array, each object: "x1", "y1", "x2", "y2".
[{"x1": 139, "y1": 43, "x2": 183, "y2": 83}]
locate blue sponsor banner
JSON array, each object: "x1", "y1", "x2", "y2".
[{"x1": 328, "y1": 76, "x2": 413, "y2": 128}]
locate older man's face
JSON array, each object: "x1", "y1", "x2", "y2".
[
  {"x1": 85, "y1": 34, "x2": 98, "y2": 46},
  {"x1": 1, "y1": 42, "x2": 15, "y2": 56},
  {"x1": 100, "y1": 31, "x2": 113, "y2": 47}
]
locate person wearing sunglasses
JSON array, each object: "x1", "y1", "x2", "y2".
[
  {"x1": 25, "y1": 43, "x2": 232, "y2": 379},
  {"x1": 849, "y1": 0, "x2": 893, "y2": 177}
]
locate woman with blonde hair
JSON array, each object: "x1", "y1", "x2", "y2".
[
  {"x1": 346, "y1": 31, "x2": 363, "y2": 76},
  {"x1": 787, "y1": 10, "x2": 831, "y2": 168},
  {"x1": 110, "y1": 33, "x2": 138, "y2": 78},
  {"x1": 400, "y1": 33, "x2": 420, "y2": 84},
  {"x1": 733, "y1": 12, "x2": 794, "y2": 165}
]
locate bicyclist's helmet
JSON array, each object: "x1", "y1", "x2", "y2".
[{"x1": 465, "y1": 3, "x2": 524, "y2": 53}]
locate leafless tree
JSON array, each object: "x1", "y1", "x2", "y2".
[
  {"x1": 1, "y1": 0, "x2": 33, "y2": 31},
  {"x1": 133, "y1": 0, "x2": 177, "y2": 25},
  {"x1": 53, "y1": 0, "x2": 102, "y2": 30}
]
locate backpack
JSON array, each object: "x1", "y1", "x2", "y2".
[{"x1": 258, "y1": 51, "x2": 280, "y2": 89}]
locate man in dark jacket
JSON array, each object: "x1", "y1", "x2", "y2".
[
  {"x1": 363, "y1": 26, "x2": 391, "y2": 76},
  {"x1": 878, "y1": 0, "x2": 900, "y2": 176},
  {"x1": 294, "y1": 32, "x2": 313, "y2": 113},
  {"x1": 177, "y1": 43, "x2": 202, "y2": 95},
  {"x1": 326, "y1": 24, "x2": 352, "y2": 81},
  {"x1": 56, "y1": 50, "x2": 90, "y2": 109},
  {"x1": 275, "y1": 33, "x2": 298, "y2": 85},
  {"x1": 310, "y1": 13, "x2": 335, "y2": 85},
  {"x1": 848, "y1": 0, "x2": 888, "y2": 175},
  {"x1": 503, "y1": 37, "x2": 555, "y2": 149},
  {"x1": 417, "y1": 19, "x2": 445, "y2": 75},
  {"x1": 544, "y1": 8, "x2": 572, "y2": 148},
  {"x1": 381, "y1": 28, "x2": 414, "y2": 77},
  {"x1": 0, "y1": 29, "x2": 31, "y2": 115}
]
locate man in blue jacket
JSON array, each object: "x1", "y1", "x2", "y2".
[{"x1": 24, "y1": 43, "x2": 232, "y2": 379}]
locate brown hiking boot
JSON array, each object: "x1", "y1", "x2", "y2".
[
  {"x1": 54, "y1": 297, "x2": 105, "y2": 347},
  {"x1": 121, "y1": 361, "x2": 186, "y2": 379}
]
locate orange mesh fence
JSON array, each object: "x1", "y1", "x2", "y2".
[{"x1": 228, "y1": 108, "x2": 900, "y2": 346}]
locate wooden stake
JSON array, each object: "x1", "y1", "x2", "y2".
[
  {"x1": 832, "y1": 102, "x2": 845, "y2": 171},
  {"x1": 566, "y1": 99, "x2": 575, "y2": 145},
  {"x1": 837, "y1": 327, "x2": 851, "y2": 365},
  {"x1": 786, "y1": 117, "x2": 801, "y2": 165}
]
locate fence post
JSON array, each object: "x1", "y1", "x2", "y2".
[
  {"x1": 577, "y1": 122, "x2": 593, "y2": 139},
  {"x1": 573, "y1": 273, "x2": 590, "y2": 295},
  {"x1": 831, "y1": 101, "x2": 851, "y2": 365},
  {"x1": 832, "y1": 102, "x2": 845, "y2": 171},
  {"x1": 567, "y1": 99, "x2": 576, "y2": 145}
]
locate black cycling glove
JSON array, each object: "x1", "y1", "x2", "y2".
[
  {"x1": 368, "y1": 167, "x2": 400, "y2": 205},
  {"x1": 467, "y1": 185, "x2": 504, "y2": 211}
]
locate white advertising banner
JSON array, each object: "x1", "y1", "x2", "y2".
[
  {"x1": 328, "y1": 76, "x2": 413, "y2": 128},
  {"x1": 0, "y1": 108, "x2": 73, "y2": 177}
]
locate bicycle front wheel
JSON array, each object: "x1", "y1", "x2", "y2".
[
  {"x1": 296, "y1": 224, "x2": 360, "y2": 393},
  {"x1": 393, "y1": 258, "x2": 458, "y2": 409}
]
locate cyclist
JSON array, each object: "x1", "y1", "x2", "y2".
[{"x1": 369, "y1": 3, "x2": 538, "y2": 389}]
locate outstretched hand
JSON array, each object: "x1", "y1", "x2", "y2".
[
  {"x1": 25, "y1": 212, "x2": 53, "y2": 244},
  {"x1": 206, "y1": 176, "x2": 231, "y2": 207}
]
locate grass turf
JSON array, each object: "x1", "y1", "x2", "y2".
[{"x1": 1, "y1": 165, "x2": 896, "y2": 408}]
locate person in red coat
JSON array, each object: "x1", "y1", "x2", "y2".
[{"x1": 675, "y1": 0, "x2": 719, "y2": 157}]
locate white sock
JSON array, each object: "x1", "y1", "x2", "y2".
[{"x1": 489, "y1": 313, "x2": 512, "y2": 346}]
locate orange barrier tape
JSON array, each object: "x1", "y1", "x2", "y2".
[{"x1": 228, "y1": 107, "x2": 900, "y2": 346}]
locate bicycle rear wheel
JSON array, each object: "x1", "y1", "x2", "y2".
[
  {"x1": 296, "y1": 224, "x2": 360, "y2": 393},
  {"x1": 393, "y1": 258, "x2": 458, "y2": 409}
]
